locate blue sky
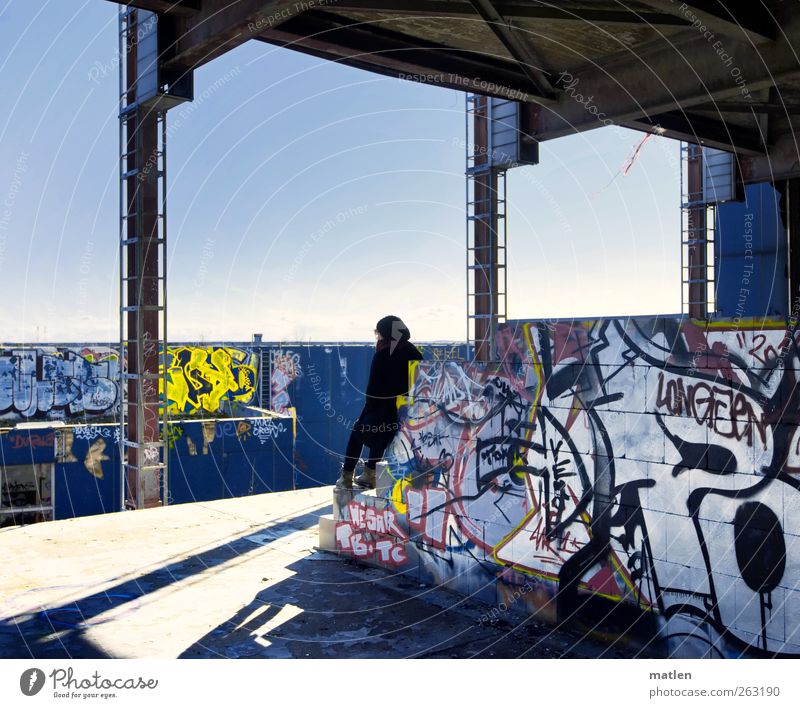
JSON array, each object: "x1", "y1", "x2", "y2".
[{"x1": 0, "y1": 1, "x2": 681, "y2": 343}]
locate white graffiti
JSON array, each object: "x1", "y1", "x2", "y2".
[
  {"x1": 0, "y1": 348, "x2": 118, "y2": 420},
  {"x1": 252, "y1": 417, "x2": 287, "y2": 444},
  {"x1": 73, "y1": 425, "x2": 120, "y2": 444}
]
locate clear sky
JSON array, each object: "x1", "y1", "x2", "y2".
[{"x1": 0, "y1": 1, "x2": 681, "y2": 344}]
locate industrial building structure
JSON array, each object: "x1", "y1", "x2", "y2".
[
  {"x1": 4, "y1": 0, "x2": 800, "y2": 658},
  {"x1": 0, "y1": 340, "x2": 467, "y2": 525}
]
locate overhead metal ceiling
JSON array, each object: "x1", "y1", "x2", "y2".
[{"x1": 113, "y1": 1, "x2": 800, "y2": 181}]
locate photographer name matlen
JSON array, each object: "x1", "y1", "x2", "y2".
[{"x1": 649, "y1": 670, "x2": 692, "y2": 680}]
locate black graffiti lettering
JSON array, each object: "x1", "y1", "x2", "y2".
[{"x1": 656, "y1": 372, "x2": 767, "y2": 448}]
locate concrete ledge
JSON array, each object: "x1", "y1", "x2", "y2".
[{"x1": 318, "y1": 513, "x2": 336, "y2": 552}]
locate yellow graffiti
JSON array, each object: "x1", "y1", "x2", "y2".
[
  {"x1": 390, "y1": 476, "x2": 411, "y2": 515},
  {"x1": 162, "y1": 346, "x2": 258, "y2": 415},
  {"x1": 397, "y1": 358, "x2": 421, "y2": 415},
  {"x1": 84, "y1": 438, "x2": 109, "y2": 479}
]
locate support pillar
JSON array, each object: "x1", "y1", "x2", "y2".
[
  {"x1": 686, "y1": 144, "x2": 707, "y2": 318},
  {"x1": 120, "y1": 8, "x2": 167, "y2": 509},
  {"x1": 470, "y1": 96, "x2": 501, "y2": 362}
]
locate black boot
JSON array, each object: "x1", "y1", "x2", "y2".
[
  {"x1": 354, "y1": 465, "x2": 376, "y2": 489},
  {"x1": 335, "y1": 466, "x2": 354, "y2": 489}
]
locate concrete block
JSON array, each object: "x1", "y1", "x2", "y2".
[
  {"x1": 661, "y1": 512, "x2": 705, "y2": 567},
  {"x1": 735, "y1": 581, "x2": 785, "y2": 643},
  {"x1": 662, "y1": 414, "x2": 708, "y2": 469},
  {"x1": 469, "y1": 567, "x2": 498, "y2": 607},
  {"x1": 375, "y1": 460, "x2": 394, "y2": 498},
  {"x1": 333, "y1": 486, "x2": 356, "y2": 520},
  {"x1": 483, "y1": 519, "x2": 519, "y2": 564},
  {"x1": 650, "y1": 558, "x2": 711, "y2": 594},
  {"x1": 496, "y1": 572, "x2": 557, "y2": 625},
  {"x1": 318, "y1": 514, "x2": 336, "y2": 552},
  {"x1": 624, "y1": 412, "x2": 664, "y2": 464}
]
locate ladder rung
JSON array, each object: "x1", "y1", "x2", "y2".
[
  {"x1": 123, "y1": 440, "x2": 165, "y2": 450},
  {"x1": 121, "y1": 464, "x2": 165, "y2": 474},
  {"x1": 122, "y1": 237, "x2": 166, "y2": 246},
  {"x1": 122, "y1": 168, "x2": 164, "y2": 179},
  {"x1": 121, "y1": 213, "x2": 163, "y2": 220},
  {"x1": 122, "y1": 372, "x2": 165, "y2": 380}
]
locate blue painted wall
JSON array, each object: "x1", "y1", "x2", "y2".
[
  {"x1": 257, "y1": 343, "x2": 470, "y2": 487},
  {"x1": 0, "y1": 341, "x2": 470, "y2": 524},
  {"x1": 55, "y1": 426, "x2": 120, "y2": 519},
  {"x1": 168, "y1": 417, "x2": 294, "y2": 504},
  {"x1": 0, "y1": 416, "x2": 295, "y2": 522},
  {"x1": 715, "y1": 182, "x2": 788, "y2": 318}
]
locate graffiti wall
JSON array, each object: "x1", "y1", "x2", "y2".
[
  {"x1": 0, "y1": 346, "x2": 119, "y2": 422},
  {"x1": 0, "y1": 345, "x2": 261, "y2": 422},
  {"x1": 164, "y1": 346, "x2": 258, "y2": 415},
  {"x1": 261, "y1": 343, "x2": 471, "y2": 488},
  {"x1": 0, "y1": 414, "x2": 295, "y2": 523},
  {"x1": 334, "y1": 316, "x2": 800, "y2": 658}
]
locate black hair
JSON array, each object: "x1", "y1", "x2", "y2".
[{"x1": 375, "y1": 315, "x2": 410, "y2": 342}]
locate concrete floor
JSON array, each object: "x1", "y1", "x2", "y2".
[{"x1": 0, "y1": 488, "x2": 654, "y2": 659}]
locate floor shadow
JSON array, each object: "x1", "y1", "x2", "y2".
[
  {"x1": 179, "y1": 553, "x2": 658, "y2": 659},
  {"x1": 0, "y1": 503, "x2": 331, "y2": 659}
]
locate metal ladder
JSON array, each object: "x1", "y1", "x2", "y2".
[
  {"x1": 680, "y1": 142, "x2": 716, "y2": 316},
  {"x1": 465, "y1": 94, "x2": 508, "y2": 356},
  {"x1": 118, "y1": 6, "x2": 169, "y2": 509}
]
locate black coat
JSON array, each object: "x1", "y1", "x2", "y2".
[{"x1": 354, "y1": 339, "x2": 423, "y2": 448}]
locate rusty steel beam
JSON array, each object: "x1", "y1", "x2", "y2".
[
  {"x1": 740, "y1": 132, "x2": 800, "y2": 183},
  {"x1": 471, "y1": 96, "x2": 499, "y2": 363},
  {"x1": 685, "y1": 144, "x2": 707, "y2": 319},
  {"x1": 692, "y1": 100, "x2": 800, "y2": 116},
  {"x1": 109, "y1": 0, "x2": 200, "y2": 16},
  {"x1": 467, "y1": 0, "x2": 557, "y2": 100},
  {"x1": 257, "y1": 10, "x2": 541, "y2": 101},
  {"x1": 639, "y1": 0, "x2": 777, "y2": 44},
  {"x1": 520, "y1": 12, "x2": 800, "y2": 147},
  {"x1": 122, "y1": 10, "x2": 165, "y2": 509},
  {"x1": 624, "y1": 110, "x2": 765, "y2": 155},
  {"x1": 162, "y1": 0, "x2": 311, "y2": 71},
  {"x1": 334, "y1": 0, "x2": 693, "y2": 28}
]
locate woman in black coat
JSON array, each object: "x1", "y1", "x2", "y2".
[{"x1": 336, "y1": 315, "x2": 423, "y2": 489}]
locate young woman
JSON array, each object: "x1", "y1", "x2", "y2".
[{"x1": 336, "y1": 315, "x2": 422, "y2": 489}]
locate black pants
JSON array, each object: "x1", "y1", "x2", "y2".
[{"x1": 343, "y1": 428, "x2": 388, "y2": 472}]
